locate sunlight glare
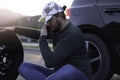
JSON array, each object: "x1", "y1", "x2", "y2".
[{"x1": 0, "y1": 0, "x2": 73, "y2": 16}]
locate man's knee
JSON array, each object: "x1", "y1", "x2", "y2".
[
  {"x1": 18, "y1": 62, "x2": 30, "y2": 73},
  {"x1": 46, "y1": 64, "x2": 89, "y2": 80},
  {"x1": 46, "y1": 73, "x2": 65, "y2": 80}
]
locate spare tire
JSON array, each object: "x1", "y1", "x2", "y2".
[
  {"x1": 84, "y1": 33, "x2": 112, "y2": 80},
  {"x1": 0, "y1": 30, "x2": 23, "y2": 80}
]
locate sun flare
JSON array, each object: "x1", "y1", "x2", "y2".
[{"x1": 0, "y1": 0, "x2": 73, "y2": 16}]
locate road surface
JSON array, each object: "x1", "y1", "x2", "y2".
[
  {"x1": 16, "y1": 47, "x2": 120, "y2": 80},
  {"x1": 16, "y1": 47, "x2": 45, "y2": 80}
]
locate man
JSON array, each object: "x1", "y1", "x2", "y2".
[{"x1": 18, "y1": 2, "x2": 92, "y2": 80}]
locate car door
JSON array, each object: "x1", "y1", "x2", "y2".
[{"x1": 97, "y1": 0, "x2": 120, "y2": 25}]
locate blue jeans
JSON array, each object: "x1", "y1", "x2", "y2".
[{"x1": 18, "y1": 62, "x2": 89, "y2": 80}]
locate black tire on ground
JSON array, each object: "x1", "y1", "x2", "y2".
[
  {"x1": 0, "y1": 30, "x2": 24, "y2": 80},
  {"x1": 84, "y1": 33, "x2": 112, "y2": 80}
]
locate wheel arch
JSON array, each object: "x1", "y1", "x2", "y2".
[{"x1": 78, "y1": 24, "x2": 102, "y2": 36}]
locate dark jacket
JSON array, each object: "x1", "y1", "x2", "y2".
[{"x1": 39, "y1": 22, "x2": 92, "y2": 79}]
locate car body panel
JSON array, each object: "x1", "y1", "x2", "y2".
[
  {"x1": 70, "y1": 0, "x2": 120, "y2": 27},
  {"x1": 98, "y1": 0, "x2": 120, "y2": 25}
]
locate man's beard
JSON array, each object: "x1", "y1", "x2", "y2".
[
  {"x1": 52, "y1": 26, "x2": 61, "y2": 32},
  {"x1": 52, "y1": 21, "x2": 61, "y2": 32}
]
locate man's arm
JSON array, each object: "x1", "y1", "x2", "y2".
[{"x1": 39, "y1": 33, "x2": 83, "y2": 68}]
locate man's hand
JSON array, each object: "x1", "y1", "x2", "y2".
[{"x1": 41, "y1": 24, "x2": 48, "y2": 36}]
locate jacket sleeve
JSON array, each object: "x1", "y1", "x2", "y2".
[{"x1": 39, "y1": 33, "x2": 83, "y2": 68}]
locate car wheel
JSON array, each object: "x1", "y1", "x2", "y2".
[
  {"x1": 0, "y1": 30, "x2": 23, "y2": 80},
  {"x1": 84, "y1": 33, "x2": 112, "y2": 80}
]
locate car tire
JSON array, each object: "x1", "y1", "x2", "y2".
[
  {"x1": 84, "y1": 33, "x2": 113, "y2": 80},
  {"x1": 0, "y1": 30, "x2": 23, "y2": 80}
]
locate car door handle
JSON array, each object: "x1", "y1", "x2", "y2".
[{"x1": 104, "y1": 8, "x2": 120, "y2": 13}]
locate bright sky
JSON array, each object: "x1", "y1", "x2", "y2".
[{"x1": 0, "y1": 0, "x2": 73, "y2": 16}]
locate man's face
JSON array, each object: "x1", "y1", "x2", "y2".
[{"x1": 46, "y1": 15, "x2": 61, "y2": 32}]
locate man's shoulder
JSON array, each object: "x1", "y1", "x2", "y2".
[{"x1": 68, "y1": 26, "x2": 83, "y2": 36}]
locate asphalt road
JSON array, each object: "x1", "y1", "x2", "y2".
[
  {"x1": 16, "y1": 47, "x2": 120, "y2": 80},
  {"x1": 16, "y1": 47, "x2": 45, "y2": 80}
]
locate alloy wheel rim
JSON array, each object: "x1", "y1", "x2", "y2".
[
  {"x1": 85, "y1": 41, "x2": 102, "y2": 76},
  {"x1": 0, "y1": 44, "x2": 12, "y2": 78}
]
